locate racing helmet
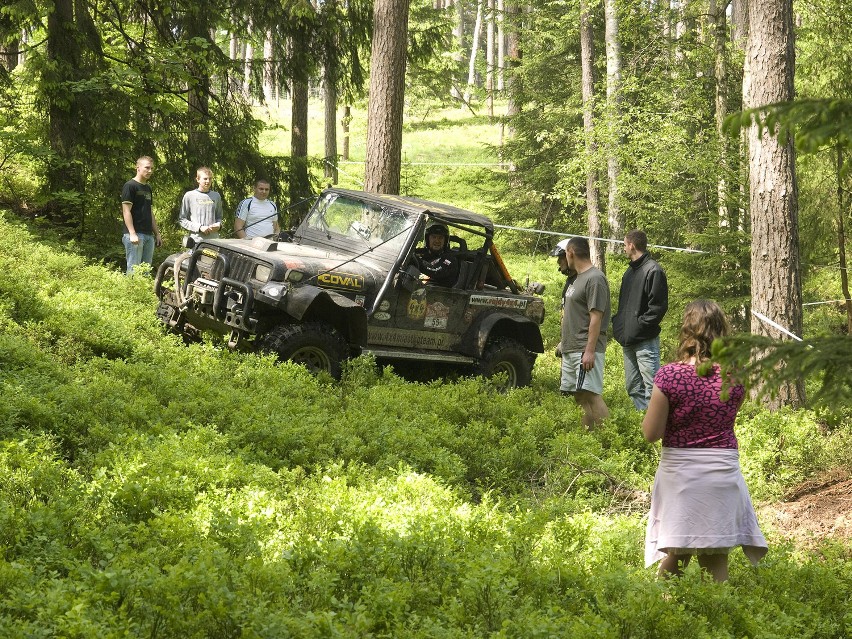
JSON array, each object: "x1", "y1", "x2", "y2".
[
  {"x1": 549, "y1": 238, "x2": 570, "y2": 257},
  {"x1": 424, "y1": 222, "x2": 450, "y2": 242}
]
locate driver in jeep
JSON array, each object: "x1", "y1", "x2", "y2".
[{"x1": 414, "y1": 222, "x2": 460, "y2": 287}]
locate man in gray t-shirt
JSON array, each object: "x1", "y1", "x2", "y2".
[
  {"x1": 179, "y1": 166, "x2": 223, "y2": 244},
  {"x1": 556, "y1": 237, "x2": 611, "y2": 429}
]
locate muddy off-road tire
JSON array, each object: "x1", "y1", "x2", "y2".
[
  {"x1": 258, "y1": 322, "x2": 349, "y2": 378},
  {"x1": 474, "y1": 338, "x2": 535, "y2": 389}
]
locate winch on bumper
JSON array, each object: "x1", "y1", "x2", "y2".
[{"x1": 155, "y1": 257, "x2": 283, "y2": 338}]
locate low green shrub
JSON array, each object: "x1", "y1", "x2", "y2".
[{"x1": 0, "y1": 211, "x2": 850, "y2": 638}]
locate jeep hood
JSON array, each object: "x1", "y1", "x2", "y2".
[{"x1": 201, "y1": 237, "x2": 386, "y2": 294}]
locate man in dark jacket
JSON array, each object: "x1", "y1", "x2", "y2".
[
  {"x1": 612, "y1": 230, "x2": 668, "y2": 410},
  {"x1": 414, "y1": 222, "x2": 460, "y2": 287}
]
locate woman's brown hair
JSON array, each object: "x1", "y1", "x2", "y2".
[{"x1": 676, "y1": 299, "x2": 730, "y2": 371}]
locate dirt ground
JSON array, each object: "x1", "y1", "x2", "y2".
[{"x1": 759, "y1": 469, "x2": 852, "y2": 548}]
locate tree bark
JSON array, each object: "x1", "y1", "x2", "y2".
[
  {"x1": 580, "y1": 0, "x2": 604, "y2": 272},
  {"x1": 712, "y1": 0, "x2": 733, "y2": 228},
  {"x1": 731, "y1": 0, "x2": 748, "y2": 49},
  {"x1": 0, "y1": 35, "x2": 19, "y2": 72},
  {"x1": 486, "y1": 0, "x2": 495, "y2": 117},
  {"x1": 497, "y1": 0, "x2": 505, "y2": 91},
  {"x1": 342, "y1": 105, "x2": 351, "y2": 161},
  {"x1": 836, "y1": 147, "x2": 852, "y2": 334},
  {"x1": 451, "y1": 0, "x2": 464, "y2": 100},
  {"x1": 263, "y1": 33, "x2": 275, "y2": 104},
  {"x1": 604, "y1": 0, "x2": 622, "y2": 249},
  {"x1": 289, "y1": 25, "x2": 311, "y2": 222},
  {"x1": 364, "y1": 0, "x2": 411, "y2": 194},
  {"x1": 744, "y1": 0, "x2": 805, "y2": 407},
  {"x1": 244, "y1": 21, "x2": 254, "y2": 97},
  {"x1": 185, "y1": 8, "x2": 211, "y2": 169},
  {"x1": 504, "y1": 2, "x2": 521, "y2": 127},
  {"x1": 324, "y1": 67, "x2": 338, "y2": 183},
  {"x1": 46, "y1": 0, "x2": 86, "y2": 222},
  {"x1": 464, "y1": 0, "x2": 484, "y2": 104}
]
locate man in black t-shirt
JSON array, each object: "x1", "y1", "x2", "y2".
[{"x1": 121, "y1": 156, "x2": 162, "y2": 274}]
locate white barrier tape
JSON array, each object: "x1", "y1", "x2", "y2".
[
  {"x1": 803, "y1": 299, "x2": 851, "y2": 306},
  {"x1": 751, "y1": 310, "x2": 803, "y2": 341},
  {"x1": 323, "y1": 159, "x2": 365, "y2": 187},
  {"x1": 493, "y1": 225, "x2": 708, "y2": 254}
]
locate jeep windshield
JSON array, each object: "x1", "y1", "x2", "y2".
[{"x1": 295, "y1": 192, "x2": 420, "y2": 268}]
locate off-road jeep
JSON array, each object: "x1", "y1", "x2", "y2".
[{"x1": 154, "y1": 188, "x2": 545, "y2": 387}]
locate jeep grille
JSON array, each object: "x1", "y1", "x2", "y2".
[{"x1": 207, "y1": 250, "x2": 255, "y2": 282}]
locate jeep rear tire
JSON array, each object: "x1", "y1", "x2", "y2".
[
  {"x1": 258, "y1": 322, "x2": 348, "y2": 378},
  {"x1": 475, "y1": 338, "x2": 535, "y2": 389}
]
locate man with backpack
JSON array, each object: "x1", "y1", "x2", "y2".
[{"x1": 234, "y1": 179, "x2": 280, "y2": 239}]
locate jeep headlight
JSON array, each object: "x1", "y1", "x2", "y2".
[
  {"x1": 261, "y1": 282, "x2": 287, "y2": 299},
  {"x1": 254, "y1": 264, "x2": 272, "y2": 282},
  {"x1": 285, "y1": 269, "x2": 305, "y2": 283}
]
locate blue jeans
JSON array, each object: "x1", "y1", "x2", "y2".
[
  {"x1": 623, "y1": 336, "x2": 660, "y2": 410},
  {"x1": 123, "y1": 232, "x2": 156, "y2": 274}
]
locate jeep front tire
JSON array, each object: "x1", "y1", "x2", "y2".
[{"x1": 258, "y1": 322, "x2": 349, "y2": 378}]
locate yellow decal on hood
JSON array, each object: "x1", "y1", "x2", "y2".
[{"x1": 317, "y1": 271, "x2": 365, "y2": 291}]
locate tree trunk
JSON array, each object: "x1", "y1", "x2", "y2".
[
  {"x1": 451, "y1": 0, "x2": 464, "y2": 100},
  {"x1": 486, "y1": 0, "x2": 495, "y2": 117},
  {"x1": 263, "y1": 33, "x2": 275, "y2": 104},
  {"x1": 228, "y1": 30, "x2": 242, "y2": 95},
  {"x1": 836, "y1": 147, "x2": 852, "y2": 334},
  {"x1": 497, "y1": 0, "x2": 505, "y2": 92},
  {"x1": 290, "y1": 77, "x2": 310, "y2": 223},
  {"x1": 46, "y1": 0, "x2": 85, "y2": 223},
  {"x1": 504, "y1": 2, "x2": 521, "y2": 127},
  {"x1": 464, "y1": 0, "x2": 484, "y2": 104},
  {"x1": 731, "y1": 0, "x2": 748, "y2": 48},
  {"x1": 604, "y1": 0, "x2": 622, "y2": 249},
  {"x1": 244, "y1": 21, "x2": 254, "y2": 97},
  {"x1": 342, "y1": 105, "x2": 351, "y2": 161},
  {"x1": 712, "y1": 0, "x2": 733, "y2": 228},
  {"x1": 580, "y1": 0, "x2": 604, "y2": 272},
  {"x1": 186, "y1": 11, "x2": 212, "y2": 171},
  {"x1": 324, "y1": 68, "x2": 338, "y2": 183},
  {"x1": 364, "y1": 0, "x2": 411, "y2": 194},
  {"x1": 744, "y1": 0, "x2": 804, "y2": 407},
  {"x1": 0, "y1": 34, "x2": 19, "y2": 72},
  {"x1": 289, "y1": 24, "x2": 311, "y2": 223}
]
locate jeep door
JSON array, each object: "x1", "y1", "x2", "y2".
[{"x1": 367, "y1": 282, "x2": 470, "y2": 353}]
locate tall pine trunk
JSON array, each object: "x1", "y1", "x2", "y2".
[
  {"x1": 486, "y1": 0, "x2": 495, "y2": 117},
  {"x1": 836, "y1": 147, "x2": 852, "y2": 333},
  {"x1": 604, "y1": 0, "x2": 622, "y2": 248},
  {"x1": 744, "y1": 0, "x2": 804, "y2": 407},
  {"x1": 289, "y1": 27, "x2": 311, "y2": 224},
  {"x1": 365, "y1": 0, "x2": 411, "y2": 194},
  {"x1": 712, "y1": 0, "x2": 733, "y2": 228},
  {"x1": 324, "y1": 66, "x2": 338, "y2": 183},
  {"x1": 580, "y1": 0, "x2": 604, "y2": 272},
  {"x1": 464, "y1": 0, "x2": 484, "y2": 104}
]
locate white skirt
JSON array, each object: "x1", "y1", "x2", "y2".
[{"x1": 645, "y1": 447, "x2": 768, "y2": 568}]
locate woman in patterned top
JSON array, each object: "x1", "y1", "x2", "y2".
[{"x1": 642, "y1": 299, "x2": 767, "y2": 582}]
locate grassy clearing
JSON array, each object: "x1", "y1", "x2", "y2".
[{"x1": 257, "y1": 100, "x2": 507, "y2": 213}]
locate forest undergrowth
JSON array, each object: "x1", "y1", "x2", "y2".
[{"x1": 1, "y1": 213, "x2": 850, "y2": 637}]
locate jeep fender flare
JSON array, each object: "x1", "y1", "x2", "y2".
[
  {"x1": 464, "y1": 312, "x2": 544, "y2": 357},
  {"x1": 283, "y1": 285, "x2": 368, "y2": 349}
]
